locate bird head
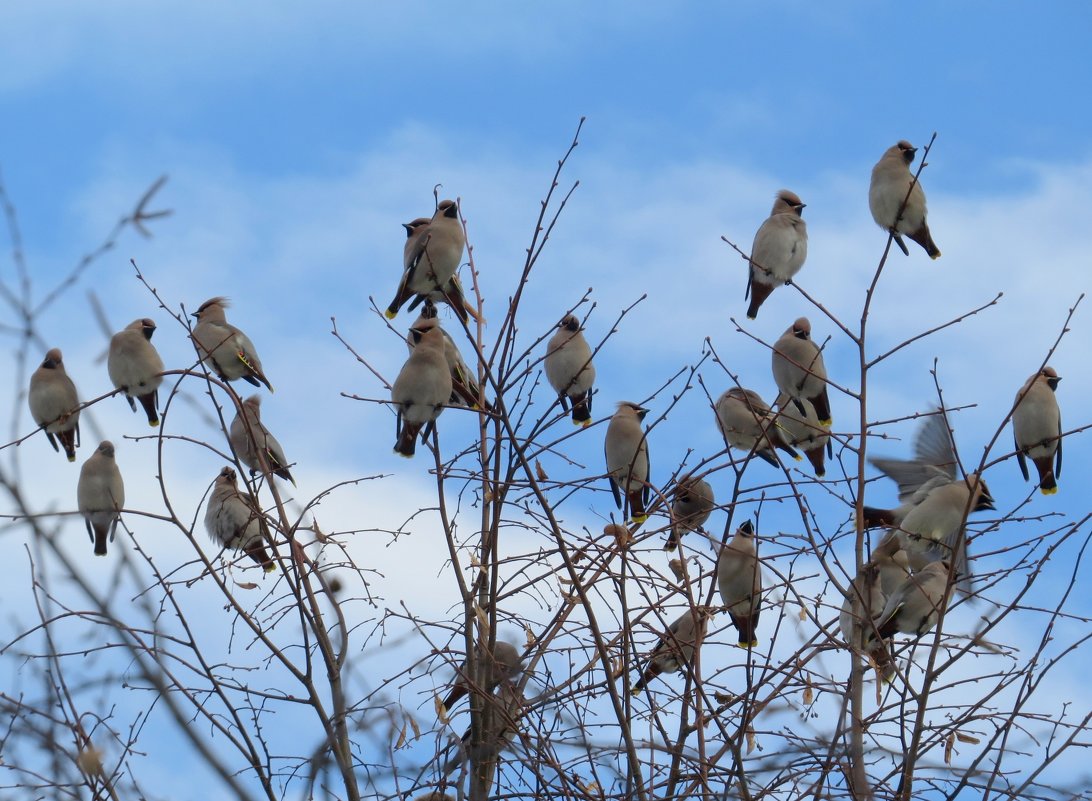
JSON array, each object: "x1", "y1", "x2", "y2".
[
  {"x1": 96, "y1": 441, "x2": 116, "y2": 458},
  {"x1": 791, "y1": 317, "x2": 812, "y2": 340},
  {"x1": 896, "y1": 140, "x2": 917, "y2": 164},
  {"x1": 41, "y1": 348, "x2": 63, "y2": 369},
  {"x1": 1041, "y1": 366, "x2": 1061, "y2": 391}
]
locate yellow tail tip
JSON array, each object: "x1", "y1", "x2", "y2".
[
  {"x1": 630, "y1": 687, "x2": 641, "y2": 697},
  {"x1": 264, "y1": 564, "x2": 278, "y2": 574},
  {"x1": 793, "y1": 454, "x2": 803, "y2": 462},
  {"x1": 819, "y1": 417, "x2": 832, "y2": 426},
  {"x1": 630, "y1": 514, "x2": 648, "y2": 525},
  {"x1": 931, "y1": 251, "x2": 942, "y2": 260},
  {"x1": 68, "y1": 455, "x2": 76, "y2": 463},
  {"x1": 581, "y1": 418, "x2": 593, "y2": 428},
  {"x1": 736, "y1": 640, "x2": 758, "y2": 649},
  {"x1": 384, "y1": 309, "x2": 397, "y2": 320},
  {"x1": 1041, "y1": 486, "x2": 1058, "y2": 496},
  {"x1": 149, "y1": 420, "x2": 160, "y2": 428}
]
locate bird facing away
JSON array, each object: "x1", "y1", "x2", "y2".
[
  {"x1": 386, "y1": 200, "x2": 468, "y2": 320},
  {"x1": 717, "y1": 520, "x2": 762, "y2": 647},
  {"x1": 771, "y1": 317, "x2": 832, "y2": 425},
  {"x1": 77, "y1": 441, "x2": 125, "y2": 556},
  {"x1": 391, "y1": 319, "x2": 453, "y2": 457},
  {"x1": 868, "y1": 140, "x2": 941, "y2": 259},
  {"x1": 204, "y1": 467, "x2": 277, "y2": 572},
  {"x1": 1012, "y1": 366, "x2": 1063, "y2": 494},
  {"x1": 28, "y1": 348, "x2": 81, "y2": 461},
  {"x1": 872, "y1": 560, "x2": 954, "y2": 641},
  {"x1": 441, "y1": 640, "x2": 524, "y2": 713},
  {"x1": 863, "y1": 411, "x2": 994, "y2": 584},
  {"x1": 746, "y1": 190, "x2": 808, "y2": 319},
  {"x1": 108, "y1": 317, "x2": 165, "y2": 427},
  {"x1": 604, "y1": 402, "x2": 652, "y2": 524},
  {"x1": 229, "y1": 395, "x2": 295, "y2": 485},
  {"x1": 664, "y1": 473, "x2": 715, "y2": 551},
  {"x1": 774, "y1": 393, "x2": 831, "y2": 478},
  {"x1": 839, "y1": 533, "x2": 910, "y2": 678},
  {"x1": 191, "y1": 297, "x2": 274, "y2": 391},
  {"x1": 545, "y1": 313, "x2": 596, "y2": 426},
  {"x1": 443, "y1": 680, "x2": 525, "y2": 784},
  {"x1": 631, "y1": 606, "x2": 714, "y2": 694},
  {"x1": 406, "y1": 304, "x2": 484, "y2": 409},
  {"x1": 714, "y1": 387, "x2": 799, "y2": 468}
]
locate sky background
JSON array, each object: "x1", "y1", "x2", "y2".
[{"x1": 2, "y1": 2, "x2": 1092, "y2": 799}]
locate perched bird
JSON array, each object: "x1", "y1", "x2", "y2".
[
  {"x1": 664, "y1": 473, "x2": 715, "y2": 551},
  {"x1": 229, "y1": 395, "x2": 295, "y2": 485},
  {"x1": 839, "y1": 533, "x2": 910, "y2": 678},
  {"x1": 1012, "y1": 366, "x2": 1063, "y2": 494},
  {"x1": 631, "y1": 606, "x2": 714, "y2": 694},
  {"x1": 386, "y1": 200, "x2": 468, "y2": 320},
  {"x1": 28, "y1": 348, "x2": 81, "y2": 461},
  {"x1": 204, "y1": 467, "x2": 277, "y2": 572},
  {"x1": 717, "y1": 521, "x2": 762, "y2": 647},
  {"x1": 406, "y1": 304, "x2": 483, "y2": 409},
  {"x1": 443, "y1": 681, "x2": 525, "y2": 783},
  {"x1": 869, "y1": 140, "x2": 941, "y2": 259},
  {"x1": 604, "y1": 402, "x2": 652, "y2": 524},
  {"x1": 441, "y1": 640, "x2": 524, "y2": 713},
  {"x1": 771, "y1": 317, "x2": 832, "y2": 425},
  {"x1": 191, "y1": 297, "x2": 274, "y2": 391},
  {"x1": 108, "y1": 317, "x2": 165, "y2": 427},
  {"x1": 391, "y1": 320, "x2": 453, "y2": 457},
  {"x1": 714, "y1": 387, "x2": 799, "y2": 468},
  {"x1": 774, "y1": 393, "x2": 831, "y2": 478},
  {"x1": 77, "y1": 441, "x2": 125, "y2": 556},
  {"x1": 863, "y1": 411, "x2": 994, "y2": 584},
  {"x1": 872, "y1": 560, "x2": 954, "y2": 640},
  {"x1": 544, "y1": 314, "x2": 596, "y2": 426},
  {"x1": 745, "y1": 190, "x2": 808, "y2": 319}
]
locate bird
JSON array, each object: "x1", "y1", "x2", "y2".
[
  {"x1": 631, "y1": 606, "x2": 714, "y2": 694},
  {"x1": 664, "y1": 473, "x2": 715, "y2": 551},
  {"x1": 107, "y1": 317, "x2": 165, "y2": 427},
  {"x1": 872, "y1": 560, "x2": 954, "y2": 640},
  {"x1": 774, "y1": 393, "x2": 831, "y2": 478},
  {"x1": 77, "y1": 441, "x2": 125, "y2": 556},
  {"x1": 863, "y1": 411, "x2": 994, "y2": 583},
  {"x1": 717, "y1": 521, "x2": 762, "y2": 647},
  {"x1": 604, "y1": 402, "x2": 652, "y2": 524},
  {"x1": 190, "y1": 297, "x2": 274, "y2": 391},
  {"x1": 544, "y1": 314, "x2": 596, "y2": 426},
  {"x1": 839, "y1": 533, "x2": 910, "y2": 677},
  {"x1": 771, "y1": 317, "x2": 832, "y2": 425},
  {"x1": 229, "y1": 395, "x2": 295, "y2": 485},
  {"x1": 869, "y1": 140, "x2": 941, "y2": 259},
  {"x1": 28, "y1": 348, "x2": 81, "y2": 461},
  {"x1": 204, "y1": 467, "x2": 277, "y2": 572},
  {"x1": 1012, "y1": 366, "x2": 1063, "y2": 494},
  {"x1": 440, "y1": 640, "x2": 524, "y2": 713},
  {"x1": 386, "y1": 200, "x2": 468, "y2": 321},
  {"x1": 442, "y1": 680, "x2": 525, "y2": 784},
  {"x1": 714, "y1": 387, "x2": 799, "y2": 468},
  {"x1": 745, "y1": 190, "x2": 808, "y2": 319},
  {"x1": 406, "y1": 304, "x2": 484, "y2": 409},
  {"x1": 392, "y1": 319, "x2": 453, "y2": 457}
]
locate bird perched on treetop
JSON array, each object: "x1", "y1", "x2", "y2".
[
  {"x1": 745, "y1": 190, "x2": 808, "y2": 319},
  {"x1": 545, "y1": 313, "x2": 596, "y2": 427},
  {"x1": 204, "y1": 467, "x2": 277, "y2": 572},
  {"x1": 714, "y1": 387, "x2": 799, "y2": 468},
  {"x1": 771, "y1": 317, "x2": 832, "y2": 426},
  {"x1": 869, "y1": 140, "x2": 941, "y2": 259},
  {"x1": 229, "y1": 395, "x2": 295, "y2": 485},
  {"x1": 386, "y1": 200, "x2": 471, "y2": 321},
  {"x1": 664, "y1": 473, "x2": 715, "y2": 551},
  {"x1": 191, "y1": 297, "x2": 274, "y2": 391},
  {"x1": 631, "y1": 606, "x2": 714, "y2": 694},
  {"x1": 391, "y1": 318, "x2": 453, "y2": 457},
  {"x1": 440, "y1": 640, "x2": 524, "y2": 714}
]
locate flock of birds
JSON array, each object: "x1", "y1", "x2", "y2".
[{"x1": 20, "y1": 141, "x2": 1068, "y2": 773}]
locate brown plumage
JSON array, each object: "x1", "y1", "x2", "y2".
[
  {"x1": 1012, "y1": 366, "x2": 1063, "y2": 494},
  {"x1": 631, "y1": 606, "x2": 714, "y2": 694},
  {"x1": 746, "y1": 190, "x2": 808, "y2": 319},
  {"x1": 604, "y1": 402, "x2": 651, "y2": 524},
  {"x1": 204, "y1": 467, "x2": 277, "y2": 572},
  {"x1": 28, "y1": 348, "x2": 81, "y2": 461},
  {"x1": 664, "y1": 473, "x2": 715, "y2": 551},
  {"x1": 869, "y1": 140, "x2": 941, "y2": 259},
  {"x1": 108, "y1": 317, "x2": 165, "y2": 427}
]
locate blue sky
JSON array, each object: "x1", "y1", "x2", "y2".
[{"x1": 3, "y1": 3, "x2": 1092, "y2": 799}]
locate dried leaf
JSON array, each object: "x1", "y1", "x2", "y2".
[
  {"x1": 434, "y1": 694, "x2": 449, "y2": 725},
  {"x1": 746, "y1": 728, "x2": 756, "y2": 754},
  {"x1": 77, "y1": 745, "x2": 103, "y2": 775},
  {"x1": 524, "y1": 625, "x2": 536, "y2": 648},
  {"x1": 803, "y1": 682, "x2": 814, "y2": 706},
  {"x1": 235, "y1": 581, "x2": 258, "y2": 591},
  {"x1": 798, "y1": 605, "x2": 807, "y2": 621},
  {"x1": 944, "y1": 732, "x2": 954, "y2": 764},
  {"x1": 955, "y1": 731, "x2": 980, "y2": 745},
  {"x1": 714, "y1": 691, "x2": 736, "y2": 705},
  {"x1": 408, "y1": 716, "x2": 421, "y2": 739},
  {"x1": 583, "y1": 781, "x2": 601, "y2": 794},
  {"x1": 395, "y1": 722, "x2": 407, "y2": 749},
  {"x1": 535, "y1": 459, "x2": 549, "y2": 481},
  {"x1": 558, "y1": 575, "x2": 574, "y2": 584},
  {"x1": 668, "y1": 558, "x2": 687, "y2": 583}
]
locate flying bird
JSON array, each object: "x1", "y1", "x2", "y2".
[
  {"x1": 714, "y1": 387, "x2": 799, "y2": 468},
  {"x1": 1012, "y1": 366, "x2": 1063, "y2": 494},
  {"x1": 108, "y1": 317, "x2": 165, "y2": 427},
  {"x1": 717, "y1": 521, "x2": 763, "y2": 647},
  {"x1": 745, "y1": 190, "x2": 808, "y2": 319},
  {"x1": 229, "y1": 395, "x2": 295, "y2": 485},
  {"x1": 771, "y1": 317, "x2": 832, "y2": 425},
  {"x1": 191, "y1": 297, "x2": 274, "y2": 391},
  {"x1": 77, "y1": 441, "x2": 125, "y2": 556},
  {"x1": 869, "y1": 140, "x2": 941, "y2": 259},
  {"x1": 604, "y1": 402, "x2": 652, "y2": 524},
  {"x1": 28, "y1": 348, "x2": 81, "y2": 461},
  {"x1": 204, "y1": 467, "x2": 277, "y2": 572},
  {"x1": 544, "y1": 314, "x2": 596, "y2": 426}
]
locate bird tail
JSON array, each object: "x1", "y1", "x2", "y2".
[
  {"x1": 57, "y1": 428, "x2": 78, "y2": 462},
  {"x1": 138, "y1": 391, "x2": 160, "y2": 427},
  {"x1": 570, "y1": 393, "x2": 592, "y2": 427},
  {"x1": 731, "y1": 612, "x2": 760, "y2": 648},
  {"x1": 862, "y1": 506, "x2": 895, "y2": 528},
  {"x1": 244, "y1": 540, "x2": 277, "y2": 573},
  {"x1": 908, "y1": 224, "x2": 941, "y2": 259},
  {"x1": 627, "y1": 488, "x2": 648, "y2": 525},
  {"x1": 1033, "y1": 457, "x2": 1058, "y2": 495},
  {"x1": 746, "y1": 280, "x2": 774, "y2": 320},
  {"x1": 803, "y1": 446, "x2": 826, "y2": 478},
  {"x1": 395, "y1": 421, "x2": 422, "y2": 458}
]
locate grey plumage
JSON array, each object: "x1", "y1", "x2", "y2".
[
  {"x1": 604, "y1": 402, "x2": 651, "y2": 524},
  {"x1": 717, "y1": 521, "x2": 762, "y2": 647},
  {"x1": 774, "y1": 393, "x2": 831, "y2": 478},
  {"x1": 771, "y1": 317, "x2": 831, "y2": 425},
  {"x1": 204, "y1": 466, "x2": 277, "y2": 572},
  {"x1": 28, "y1": 347, "x2": 81, "y2": 461},
  {"x1": 869, "y1": 140, "x2": 941, "y2": 259},
  {"x1": 407, "y1": 303, "x2": 484, "y2": 409},
  {"x1": 441, "y1": 641, "x2": 524, "y2": 713},
  {"x1": 77, "y1": 441, "x2": 125, "y2": 556},
  {"x1": 229, "y1": 395, "x2": 295, "y2": 485},
  {"x1": 386, "y1": 200, "x2": 469, "y2": 321},
  {"x1": 714, "y1": 387, "x2": 799, "y2": 468},
  {"x1": 545, "y1": 314, "x2": 596, "y2": 426},
  {"x1": 746, "y1": 190, "x2": 808, "y2": 319},
  {"x1": 392, "y1": 319, "x2": 453, "y2": 457},
  {"x1": 1012, "y1": 366, "x2": 1062, "y2": 494},
  {"x1": 873, "y1": 560, "x2": 953, "y2": 640},
  {"x1": 664, "y1": 473, "x2": 715, "y2": 551},
  {"x1": 108, "y1": 317, "x2": 165, "y2": 427},
  {"x1": 191, "y1": 297, "x2": 273, "y2": 391},
  {"x1": 631, "y1": 606, "x2": 713, "y2": 694}
]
